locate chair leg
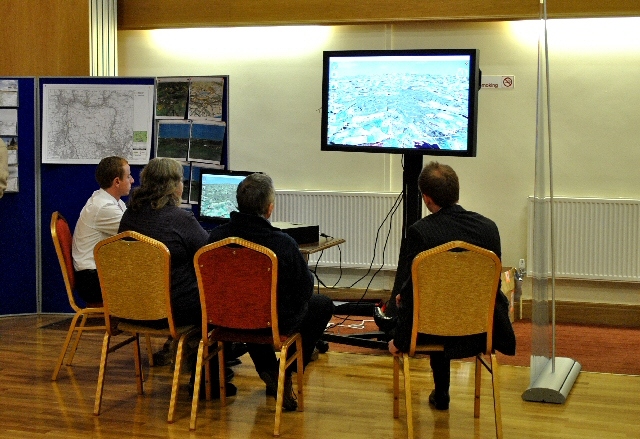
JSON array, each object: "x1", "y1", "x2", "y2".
[
  {"x1": 145, "y1": 334, "x2": 154, "y2": 367},
  {"x1": 66, "y1": 313, "x2": 90, "y2": 366},
  {"x1": 295, "y1": 339, "x2": 304, "y2": 412},
  {"x1": 168, "y1": 335, "x2": 186, "y2": 423},
  {"x1": 133, "y1": 334, "x2": 144, "y2": 395},
  {"x1": 474, "y1": 355, "x2": 482, "y2": 418},
  {"x1": 52, "y1": 312, "x2": 82, "y2": 381},
  {"x1": 490, "y1": 353, "x2": 503, "y2": 439},
  {"x1": 274, "y1": 347, "x2": 288, "y2": 437},
  {"x1": 94, "y1": 332, "x2": 111, "y2": 415},
  {"x1": 403, "y1": 354, "x2": 413, "y2": 439},
  {"x1": 204, "y1": 343, "x2": 212, "y2": 401},
  {"x1": 393, "y1": 355, "x2": 400, "y2": 418},
  {"x1": 218, "y1": 342, "x2": 226, "y2": 406},
  {"x1": 189, "y1": 340, "x2": 205, "y2": 431}
]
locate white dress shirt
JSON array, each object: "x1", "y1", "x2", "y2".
[{"x1": 72, "y1": 189, "x2": 126, "y2": 271}]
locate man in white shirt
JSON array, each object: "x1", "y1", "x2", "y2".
[{"x1": 72, "y1": 156, "x2": 133, "y2": 304}]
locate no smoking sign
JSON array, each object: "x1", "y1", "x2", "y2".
[{"x1": 481, "y1": 75, "x2": 515, "y2": 90}]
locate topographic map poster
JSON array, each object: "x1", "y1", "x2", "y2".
[
  {"x1": 188, "y1": 77, "x2": 224, "y2": 120},
  {"x1": 41, "y1": 84, "x2": 154, "y2": 164},
  {"x1": 0, "y1": 109, "x2": 18, "y2": 136},
  {"x1": 0, "y1": 80, "x2": 18, "y2": 107},
  {"x1": 156, "y1": 77, "x2": 189, "y2": 119}
]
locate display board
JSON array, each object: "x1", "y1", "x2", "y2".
[
  {"x1": 39, "y1": 77, "x2": 156, "y2": 313},
  {"x1": 0, "y1": 77, "x2": 37, "y2": 315},
  {"x1": 39, "y1": 76, "x2": 229, "y2": 313},
  {"x1": 0, "y1": 75, "x2": 229, "y2": 315},
  {"x1": 153, "y1": 76, "x2": 229, "y2": 206}
]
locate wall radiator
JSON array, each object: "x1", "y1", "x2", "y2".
[
  {"x1": 527, "y1": 197, "x2": 640, "y2": 282},
  {"x1": 273, "y1": 190, "x2": 404, "y2": 269}
]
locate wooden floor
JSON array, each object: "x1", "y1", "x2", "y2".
[{"x1": 1, "y1": 315, "x2": 639, "y2": 439}]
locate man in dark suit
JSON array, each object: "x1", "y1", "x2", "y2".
[
  {"x1": 386, "y1": 161, "x2": 516, "y2": 410},
  {"x1": 208, "y1": 172, "x2": 334, "y2": 411}
]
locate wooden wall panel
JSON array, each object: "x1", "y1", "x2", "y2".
[
  {"x1": 0, "y1": 0, "x2": 90, "y2": 76},
  {"x1": 548, "y1": 0, "x2": 640, "y2": 19},
  {"x1": 1, "y1": 0, "x2": 638, "y2": 76},
  {"x1": 117, "y1": 0, "x2": 640, "y2": 30}
]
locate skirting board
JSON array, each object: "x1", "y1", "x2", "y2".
[
  {"x1": 321, "y1": 288, "x2": 388, "y2": 303},
  {"x1": 519, "y1": 300, "x2": 640, "y2": 328}
]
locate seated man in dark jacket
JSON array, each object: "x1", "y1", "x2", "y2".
[
  {"x1": 386, "y1": 161, "x2": 516, "y2": 410},
  {"x1": 207, "y1": 172, "x2": 334, "y2": 411}
]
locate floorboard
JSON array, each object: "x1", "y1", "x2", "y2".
[{"x1": 0, "y1": 315, "x2": 638, "y2": 438}]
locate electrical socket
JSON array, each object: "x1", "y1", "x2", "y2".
[{"x1": 518, "y1": 258, "x2": 526, "y2": 271}]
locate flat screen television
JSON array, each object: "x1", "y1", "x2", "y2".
[
  {"x1": 321, "y1": 49, "x2": 480, "y2": 157},
  {"x1": 198, "y1": 169, "x2": 254, "y2": 223}
]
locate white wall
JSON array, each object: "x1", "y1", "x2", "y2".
[{"x1": 118, "y1": 19, "x2": 640, "y2": 305}]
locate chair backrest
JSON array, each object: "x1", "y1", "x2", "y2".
[
  {"x1": 194, "y1": 237, "x2": 281, "y2": 346},
  {"x1": 94, "y1": 231, "x2": 175, "y2": 335},
  {"x1": 50, "y1": 211, "x2": 80, "y2": 312},
  {"x1": 410, "y1": 240, "x2": 502, "y2": 355}
]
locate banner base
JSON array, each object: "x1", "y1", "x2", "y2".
[{"x1": 522, "y1": 356, "x2": 581, "y2": 404}]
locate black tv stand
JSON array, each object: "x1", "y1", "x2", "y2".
[
  {"x1": 319, "y1": 155, "x2": 424, "y2": 352},
  {"x1": 320, "y1": 332, "x2": 389, "y2": 350}
]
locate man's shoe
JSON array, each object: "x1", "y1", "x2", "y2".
[
  {"x1": 281, "y1": 374, "x2": 298, "y2": 412},
  {"x1": 258, "y1": 370, "x2": 278, "y2": 396},
  {"x1": 373, "y1": 303, "x2": 397, "y2": 333},
  {"x1": 188, "y1": 380, "x2": 237, "y2": 400},
  {"x1": 258, "y1": 370, "x2": 297, "y2": 411},
  {"x1": 213, "y1": 382, "x2": 238, "y2": 399},
  {"x1": 428, "y1": 390, "x2": 450, "y2": 410},
  {"x1": 152, "y1": 339, "x2": 177, "y2": 366}
]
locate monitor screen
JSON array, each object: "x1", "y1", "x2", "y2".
[
  {"x1": 321, "y1": 49, "x2": 480, "y2": 157},
  {"x1": 198, "y1": 169, "x2": 254, "y2": 223}
]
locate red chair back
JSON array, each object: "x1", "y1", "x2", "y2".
[
  {"x1": 51, "y1": 212, "x2": 76, "y2": 299},
  {"x1": 196, "y1": 239, "x2": 277, "y2": 331}
]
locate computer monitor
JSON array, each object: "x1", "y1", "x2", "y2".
[{"x1": 198, "y1": 169, "x2": 254, "y2": 223}]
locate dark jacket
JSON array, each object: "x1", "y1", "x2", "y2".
[
  {"x1": 118, "y1": 203, "x2": 208, "y2": 326},
  {"x1": 391, "y1": 204, "x2": 516, "y2": 357},
  {"x1": 207, "y1": 211, "x2": 314, "y2": 332}
]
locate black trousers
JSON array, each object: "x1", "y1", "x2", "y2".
[
  {"x1": 429, "y1": 352, "x2": 451, "y2": 395},
  {"x1": 74, "y1": 269, "x2": 103, "y2": 304},
  {"x1": 249, "y1": 293, "x2": 334, "y2": 374}
]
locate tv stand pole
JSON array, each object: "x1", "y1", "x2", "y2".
[
  {"x1": 402, "y1": 154, "x2": 424, "y2": 236},
  {"x1": 319, "y1": 154, "x2": 425, "y2": 351}
]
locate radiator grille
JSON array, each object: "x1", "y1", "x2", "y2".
[
  {"x1": 528, "y1": 197, "x2": 640, "y2": 281},
  {"x1": 273, "y1": 190, "x2": 403, "y2": 268}
]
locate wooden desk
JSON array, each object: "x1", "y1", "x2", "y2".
[{"x1": 298, "y1": 237, "x2": 345, "y2": 262}]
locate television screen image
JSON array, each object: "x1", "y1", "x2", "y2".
[
  {"x1": 321, "y1": 49, "x2": 480, "y2": 157},
  {"x1": 198, "y1": 170, "x2": 254, "y2": 222}
]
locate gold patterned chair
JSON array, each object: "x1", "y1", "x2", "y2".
[
  {"x1": 393, "y1": 241, "x2": 504, "y2": 439},
  {"x1": 50, "y1": 211, "x2": 108, "y2": 381},
  {"x1": 93, "y1": 231, "x2": 199, "y2": 423},
  {"x1": 189, "y1": 237, "x2": 304, "y2": 437}
]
